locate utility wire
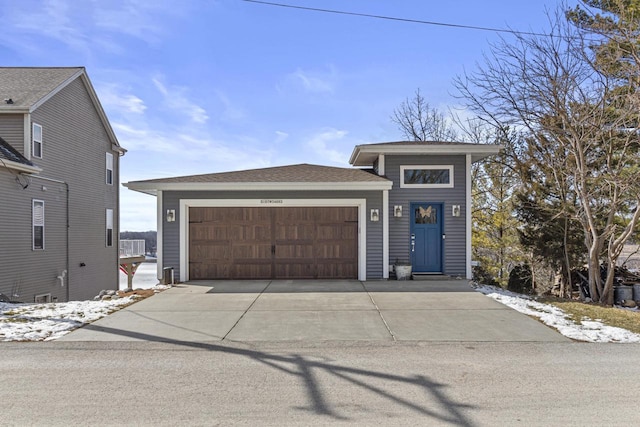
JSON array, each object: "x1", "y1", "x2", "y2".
[{"x1": 242, "y1": 0, "x2": 552, "y2": 38}]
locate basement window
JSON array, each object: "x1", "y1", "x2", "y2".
[{"x1": 34, "y1": 293, "x2": 51, "y2": 303}]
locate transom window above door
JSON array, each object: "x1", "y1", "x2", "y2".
[{"x1": 400, "y1": 165, "x2": 454, "y2": 188}]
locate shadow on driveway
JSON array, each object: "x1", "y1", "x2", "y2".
[{"x1": 72, "y1": 324, "x2": 479, "y2": 425}]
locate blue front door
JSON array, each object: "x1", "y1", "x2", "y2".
[{"x1": 410, "y1": 202, "x2": 443, "y2": 273}]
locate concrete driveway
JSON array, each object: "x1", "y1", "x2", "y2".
[{"x1": 60, "y1": 280, "x2": 568, "y2": 343}]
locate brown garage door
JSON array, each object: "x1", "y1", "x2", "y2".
[{"x1": 189, "y1": 206, "x2": 358, "y2": 279}]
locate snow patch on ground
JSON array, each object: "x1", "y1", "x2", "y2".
[
  {"x1": 0, "y1": 297, "x2": 137, "y2": 342},
  {"x1": 474, "y1": 284, "x2": 640, "y2": 343}
]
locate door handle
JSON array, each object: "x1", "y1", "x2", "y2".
[{"x1": 411, "y1": 240, "x2": 415, "y2": 252}]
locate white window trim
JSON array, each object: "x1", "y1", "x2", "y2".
[
  {"x1": 32, "y1": 123, "x2": 43, "y2": 159},
  {"x1": 106, "y1": 209, "x2": 114, "y2": 247},
  {"x1": 106, "y1": 152, "x2": 114, "y2": 185},
  {"x1": 400, "y1": 165, "x2": 454, "y2": 188},
  {"x1": 32, "y1": 199, "x2": 45, "y2": 250},
  {"x1": 178, "y1": 199, "x2": 367, "y2": 282}
]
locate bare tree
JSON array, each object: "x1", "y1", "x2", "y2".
[
  {"x1": 391, "y1": 89, "x2": 459, "y2": 141},
  {"x1": 455, "y1": 7, "x2": 640, "y2": 304}
]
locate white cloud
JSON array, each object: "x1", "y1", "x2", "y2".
[
  {"x1": 91, "y1": 0, "x2": 170, "y2": 45},
  {"x1": 305, "y1": 129, "x2": 351, "y2": 165},
  {"x1": 5, "y1": 0, "x2": 89, "y2": 53},
  {"x1": 97, "y1": 84, "x2": 147, "y2": 114},
  {"x1": 152, "y1": 76, "x2": 209, "y2": 124},
  {"x1": 0, "y1": 0, "x2": 186, "y2": 56},
  {"x1": 285, "y1": 67, "x2": 337, "y2": 94},
  {"x1": 274, "y1": 131, "x2": 289, "y2": 144},
  {"x1": 215, "y1": 91, "x2": 245, "y2": 122}
]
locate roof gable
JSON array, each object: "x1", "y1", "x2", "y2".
[
  {"x1": 0, "y1": 67, "x2": 82, "y2": 110},
  {"x1": 0, "y1": 67, "x2": 124, "y2": 153}
]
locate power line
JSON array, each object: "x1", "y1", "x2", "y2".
[{"x1": 241, "y1": 0, "x2": 552, "y2": 38}]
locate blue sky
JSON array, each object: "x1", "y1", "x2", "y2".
[{"x1": 1, "y1": 0, "x2": 569, "y2": 231}]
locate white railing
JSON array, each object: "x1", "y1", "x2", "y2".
[{"x1": 119, "y1": 239, "x2": 145, "y2": 257}]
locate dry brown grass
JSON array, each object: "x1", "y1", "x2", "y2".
[{"x1": 540, "y1": 298, "x2": 640, "y2": 334}]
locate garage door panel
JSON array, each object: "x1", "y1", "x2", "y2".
[
  {"x1": 189, "y1": 206, "x2": 358, "y2": 280},
  {"x1": 190, "y1": 262, "x2": 231, "y2": 280},
  {"x1": 274, "y1": 263, "x2": 314, "y2": 279},
  {"x1": 316, "y1": 263, "x2": 357, "y2": 279},
  {"x1": 232, "y1": 243, "x2": 272, "y2": 259},
  {"x1": 190, "y1": 241, "x2": 231, "y2": 261},
  {"x1": 231, "y1": 262, "x2": 272, "y2": 279}
]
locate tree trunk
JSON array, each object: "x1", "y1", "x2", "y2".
[
  {"x1": 587, "y1": 245, "x2": 602, "y2": 302},
  {"x1": 562, "y1": 216, "x2": 572, "y2": 299},
  {"x1": 601, "y1": 258, "x2": 616, "y2": 305}
]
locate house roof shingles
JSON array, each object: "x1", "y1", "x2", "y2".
[
  {"x1": 0, "y1": 67, "x2": 82, "y2": 109},
  {"x1": 124, "y1": 163, "x2": 393, "y2": 195},
  {"x1": 132, "y1": 163, "x2": 389, "y2": 184},
  {"x1": 0, "y1": 136, "x2": 34, "y2": 167}
]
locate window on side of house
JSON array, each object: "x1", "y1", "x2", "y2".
[
  {"x1": 400, "y1": 165, "x2": 454, "y2": 188},
  {"x1": 33, "y1": 199, "x2": 45, "y2": 250},
  {"x1": 106, "y1": 152, "x2": 114, "y2": 185},
  {"x1": 32, "y1": 123, "x2": 43, "y2": 159},
  {"x1": 106, "y1": 209, "x2": 113, "y2": 247}
]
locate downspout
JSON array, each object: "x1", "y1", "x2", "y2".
[
  {"x1": 156, "y1": 190, "x2": 163, "y2": 282},
  {"x1": 29, "y1": 175, "x2": 70, "y2": 301},
  {"x1": 465, "y1": 154, "x2": 472, "y2": 280},
  {"x1": 383, "y1": 189, "x2": 389, "y2": 279}
]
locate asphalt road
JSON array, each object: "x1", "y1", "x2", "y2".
[{"x1": 1, "y1": 341, "x2": 637, "y2": 426}]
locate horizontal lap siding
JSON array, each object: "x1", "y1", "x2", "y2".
[
  {"x1": 0, "y1": 114, "x2": 25, "y2": 155},
  {"x1": 162, "y1": 190, "x2": 384, "y2": 280},
  {"x1": 28, "y1": 78, "x2": 119, "y2": 300},
  {"x1": 386, "y1": 155, "x2": 467, "y2": 277},
  {"x1": 0, "y1": 172, "x2": 67, "y2": 302}
]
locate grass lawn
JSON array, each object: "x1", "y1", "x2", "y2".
[{"x1": 541, "y1": 299, "x2": 640, "y2": 335}]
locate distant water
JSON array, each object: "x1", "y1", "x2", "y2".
[{"x1": 119, "y1": 262, "x2": 160, "y2": 290}]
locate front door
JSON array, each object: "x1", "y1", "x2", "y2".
[{"x1": 410, "y1": 202, "x2": 443, "y2": 273}]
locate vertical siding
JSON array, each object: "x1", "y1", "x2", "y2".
[
  {"x1": 162, "y1": 190, "x2": 385, "y2": 280},
  {"x1": 0, "y1": 171, "x2": 67, "y2": 302},
  {"x1": 25, "y1": 77, "x2": 119, "y2": 300},
  {"x1": 0, "y1": 114, "x2": 25, "y2": 155},
  {"x1": 386, "y1": 155, "x2": 467, "y2": 277}
]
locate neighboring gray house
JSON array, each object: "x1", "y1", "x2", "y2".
[
  {"x1": 0, "y1": 67, "x2": 125, "y2": 302},
  {"x1": 125, "y1": 142, "x2": 500, "y2": 282}
]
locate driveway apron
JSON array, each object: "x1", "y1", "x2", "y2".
[{"x1": 59, "y1": 280, "x2": 568, "y2": 343}]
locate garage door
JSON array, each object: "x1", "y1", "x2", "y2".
[{"x1": 188, "y1": 206, "x2": 358, "y2": 279}]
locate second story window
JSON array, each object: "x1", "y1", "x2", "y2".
[
  {"x1": 106, "y1": 152, "x2": 114, "y2": 185},
  {"x1": 32, "y1": 123, "x2": 43, "y2": 159}
]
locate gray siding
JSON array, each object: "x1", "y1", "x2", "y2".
[
  {"x1": 162, "y1": 190, "x2": 384, "y2": 280},
  {"x1": 0, "y1": 114, "x2": 25, "y2": 155},
  {"x1": 386, "y1": 155, "x2": 467, "y2": 277},
  {"x1": 0, "y1": 170, "x2": 67, "y2": 302},
  {"x1": 0, "y1": 77, "x2": 120, "y2": 301}
]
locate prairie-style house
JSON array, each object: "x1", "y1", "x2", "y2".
[{"x1": 125, "y1": 141, "x2": 500, "y2": 283}]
